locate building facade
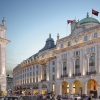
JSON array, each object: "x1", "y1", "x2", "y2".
[
  {"x1": 13, "y1": 13, "x2": 100, "y2": 97},
  {"x1": 0, "y1": 18, "x2": 10, "y2": 95}
]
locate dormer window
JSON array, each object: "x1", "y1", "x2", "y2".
[
  {"x1": 60, "y1": 44, "x2": 63, "y2": 48},
  {"x1": 93, "y1": 33, "x2": 97, "y2": 38},
  {"x1": 68, "y1": 41, "x2": 71, "y2": 46},
  {"x1": 84, "y1": 36, "x2": 88, "y2": 41},
  {"x1": 75, "y1": 38, "x2": 78, "y2": 42}
]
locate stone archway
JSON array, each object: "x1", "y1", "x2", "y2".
[
  {"x1": 62, "y1": 81, "x2": 69, "y2": 94},
  {"x1": 87, "y1": 79, "x2": 98, "y2": 97},
  {"x1": 73, "y1": 80, "x2": 82, "y2": 95},
  {"x1": 41, "y1": 84, "x2": 47, "y2": 94}
]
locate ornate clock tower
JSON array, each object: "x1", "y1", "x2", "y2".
[{"x1": 0, "y1": 18, "x2": 10, "y2": 94}]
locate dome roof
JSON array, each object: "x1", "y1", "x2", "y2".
[
  {"x1": 39, "y1": 34, "x2": 56, "y2": 52},
  {"x1": 79, "y1": 13, "x2": 99, "y2": 25}
]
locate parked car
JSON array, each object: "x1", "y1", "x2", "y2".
[
  {"x1": 4, "y1": 96, "x2": 20, "y2": 100},
  {"x1": 70, "y1": 94, "x2": 81, "y2": 100},
  {"x1": 74, "y1": 95, "x2": 81, "y2": 100},
  {"x1": 0, "y1": 97, "x2": 5, "y2": 100}
]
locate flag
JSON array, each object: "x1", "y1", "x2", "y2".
[
  {"x1": 92, "y1": 9, "x2": 99, "y2": 16},
  {"x1": 67, "y1": 20, "x2": 73, "y2": 24}
]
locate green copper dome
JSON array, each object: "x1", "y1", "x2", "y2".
[{"x1": 79, "y1": 13, "x2": 99, "y2": 25}]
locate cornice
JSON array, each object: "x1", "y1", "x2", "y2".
[
  {"x1": 13, "y1": 56, "x2": 56, "y2": 75},
  {"x1": 57, "y1": 25, "x2": 100, "y2": 43},
  {"x1": 0, "y1": 38, "x2": 10, "y2": 44},
  {"x1": 54, "y1": 37, "x2": 100, "y2": 54}
]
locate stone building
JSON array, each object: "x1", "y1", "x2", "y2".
[
  {"x1": 0, "y1": 18, "x2": 10, "y2": 95},
  {"x1": 13, "y1": 13, "x2": 100, "y2": 97}
]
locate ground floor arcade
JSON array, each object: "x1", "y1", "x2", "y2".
[{"x1": 55, "y1": 76, "x2": 100, "y2": 98}]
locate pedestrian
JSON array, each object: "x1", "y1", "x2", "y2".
[
  {"x1": 46, "y1": 95, "x2": 50, "y2": 100},
  {"x1": 56, "y1": 95, "x2": 61, "y2": 100}
]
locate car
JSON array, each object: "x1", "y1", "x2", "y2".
[
  {"x1": 0, "y1": 97, "x2": 5, "y2": 100},
  {"x1": 70, "y1": 94, "x2": 81, "y2": 100},
  {"x1": 74, "y1": 95, "x2": 81, "y2": 100},
  {"x1": 4, "y1": 96, "x2": 20, "y2": 100}
]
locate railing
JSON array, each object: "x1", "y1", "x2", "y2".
[
  {"x1": 73, "y1": 73, "x2": 81, "y2": 76},
  {"x1": 86, "y1": 71, "x2": 96, "y2": 75},
  {"x1": 61, "y1": 74, "x2": 68, "y2": 78},
  {"x1": 41, "y1": 79, "x2": 46, "y2": 82}
]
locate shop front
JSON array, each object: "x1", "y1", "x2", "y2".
[
  {"x1": 41, "y1": 84, "x2": 47, "y2": 94},
  {"x1": 33, "y1": 84, "x2": 39, "y2": 94}
]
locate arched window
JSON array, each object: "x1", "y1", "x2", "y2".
[
  {"x1": 89, "y1": 55, "x2": 95, "y2": 72},
  {"x1": 75, "y1": 59, "x2": 80, "y2": 74}
]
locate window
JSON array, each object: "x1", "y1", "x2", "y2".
[
  {"x1": 43, "y1": 67, "x2": 46, "y2": 80},
  {"x1": 33, "y1": 66, "x2": 35, "y2": 70},
  {"x1": 30, "y1": 72, "x2": 32, "y2": 76},
  {"x1": 30, "y1": 67, "x2": 31, "y2": 70},
  {"x1": 27, "y1": 68, "x2": 29, "y2": 71},
  {"x1": 90, "y1": 47, "x2": 95, "y2": 52},
  {"x1": 36, "y1": 70, "x2": 38, "y2": 75},
  {"x1": 84, "y1": 36, "x2": 88, "y2": 41},
  {"x1": 33, "y1": 77, "x2": 35, "y2": 82},
  {"x1": 23, "y1": 79, "x2": 24, "y2": 84},
  {"x1": 89, "y1": 56, "x2": 95, "y2": 66},
  {"x1": 27, "y1": 73, "x2": 29, "y2": 77},
  {"x1": 25, "y1": 79, "x2": 26, "y2": 84},
  {"x1": 60, "y1": 44, "x2": 63, "y2": 48},
  {"x1": 36, "y1": 65, "x2": 38, "y2": 69},
  {"x1": 33, "y1": 72, "x2": 35, "y2": 76},
  {"x1": 23, "y1": 74, "x2": 24, "y2": 78},
  {"x1": 75, "y1": 59, "x2": 80, "y2": 74},
  {"x1": 36, "y1": 77, "x2": 38, "y2": 82},
  {"x1": 68, "y1": 41, "x2": 71, "y2": 46},
  {"x1": 52, "y1": 75, "x2": 55, "y2": 80},
  {"x1": 75, "y1": 38, "x2": 78, "y2": 42},
  {"x1": 30, "y1": 78, "x2": 32, "y2": 83},
  {"x1": 27, "y1": 78, "x2": 29, "y2": 83},
  {"x1": 52, "y1": 61, "x2": 55, "y2": 65},
  {"x1": 62, "y1": 54, "x2": 67, "y2": 59},
  {"x1": 76, "y1": 51, "x2": 78, "y2": 55},
  {"x1": 87, "y1": 47, "x2": 95, "y2": 53},
  {"x1": 74, "y1": 51, "x2": 80, "y2": 56},
  {"x1": 52, "y1": 67, "x2": 55, "y2": 72},
  {"x1": 89, "y1": 55, "x2": 95, "y2": 72},
  {"x1": 93, "y1": 33, "x2": 97, "y2": 38},
  {"x1": 63, "y1": 61, "x2": 67, "y2": 75}
]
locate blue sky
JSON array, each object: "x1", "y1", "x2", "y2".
[{"x1": 0, "y1": 0, "x2": 99, "y2": 73}]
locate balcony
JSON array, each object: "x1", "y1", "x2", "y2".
[
  {"x1": 73, "y1": 73, "x2": 81, "y2": 76},
  {"x1": 86, "y1": 71, "x2": 96, "y2": 75},
  {"x1": 41, "y1": 79, "x2": 46, "y2": 82},
  {"x1": 61, "y1": 74, "x2": 68, "y2": 78}
]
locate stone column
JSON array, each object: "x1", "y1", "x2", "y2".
[
  {"x1": 95, "y1": 46, "x2": 98, "y2": 73},
  {"x1": 57, "y1": 56, "x2": 61, "y2": 79},
  {"x1": 46, "y1": 62, "x2": 50, "y2": 81},
  {"x1": 69, "y1": 82, "x2": 73, "y2": 94},
  {"x1": 61, "y1": 61, "x2": 63, "y2": 75},
  {"x1": 39, "y1": 83, "x2": 42, "y2": 94},
  {"x1": 96, "y1": 45, "x2": 100, "y2": 74},
  {"x1": 39, "y1": 64, "x2": 42, "y2": 80},
  {"x1": 82, "y1": 82, "x2": 87, "y2": 94},
  {"x1": 55, "y1": 81, "x2": 61, "y2": 96}
]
